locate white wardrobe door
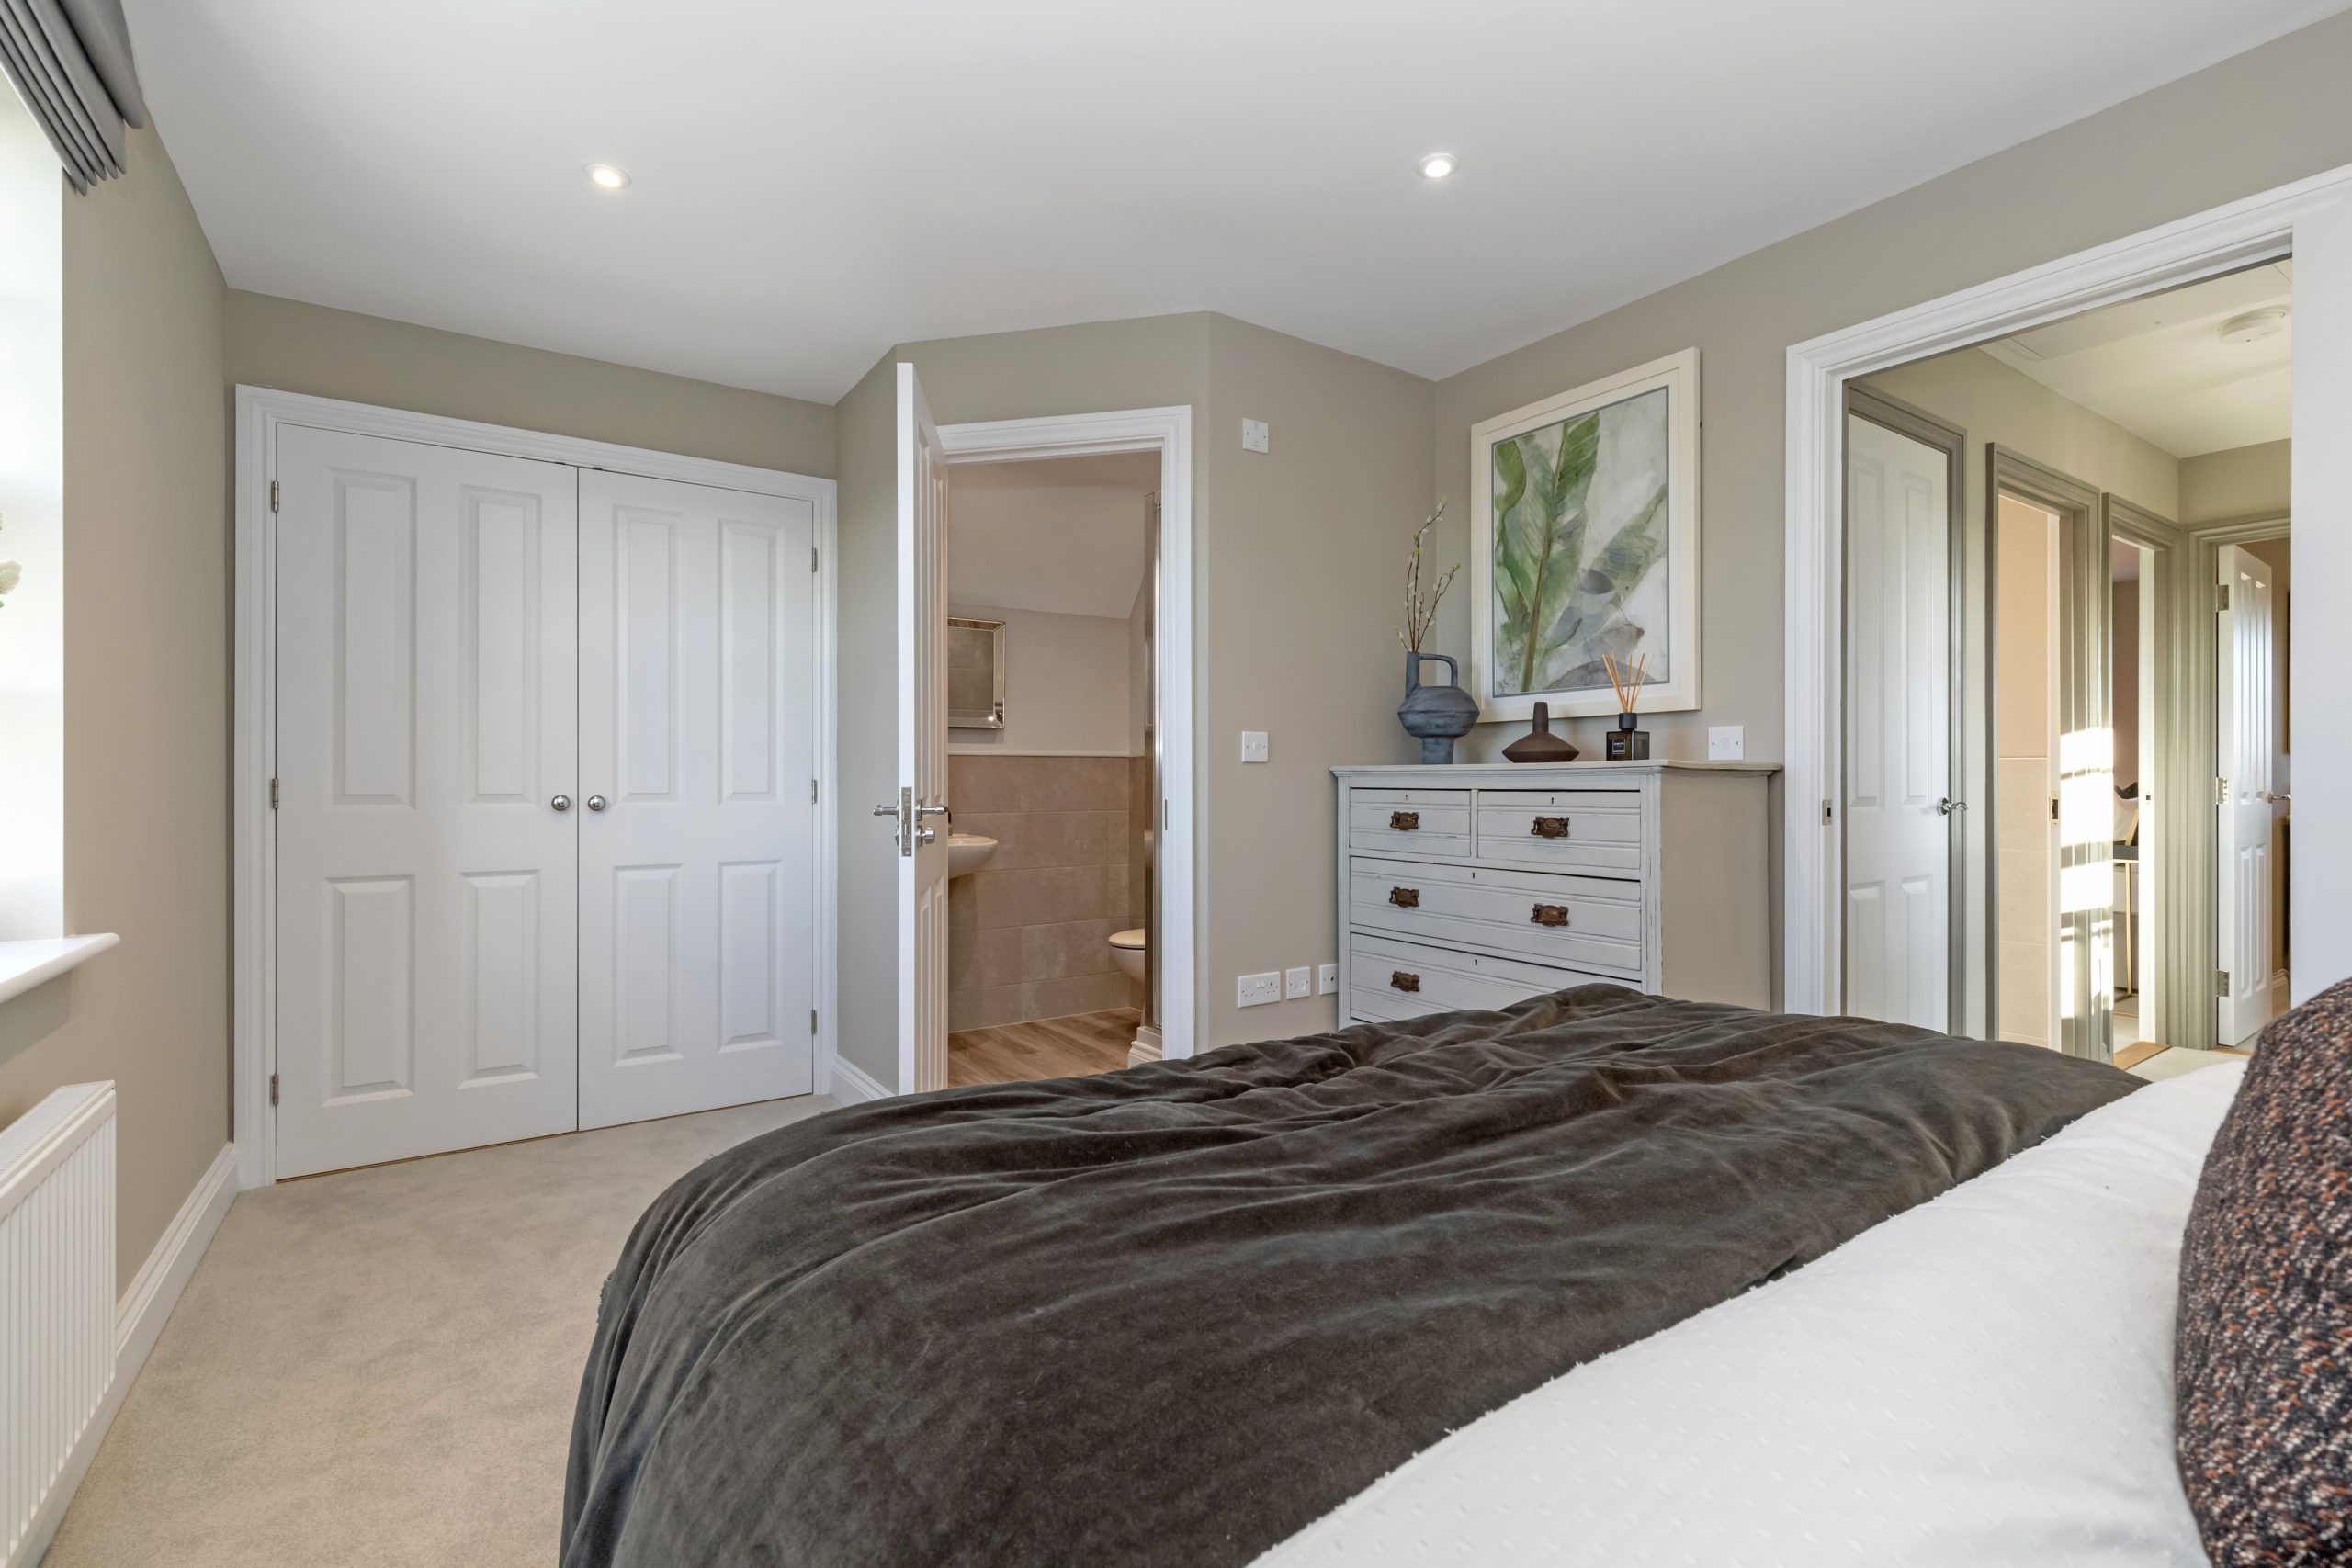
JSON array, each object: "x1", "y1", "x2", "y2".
[
  {"x1": 577, "y1": 470, "x2": 819, "y2": 1128},
  {"x1": 275, "y1": 426, "x2": 580, "y2": 1179}
]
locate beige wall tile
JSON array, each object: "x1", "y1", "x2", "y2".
[
  {"x1": 949, "y1": 984, "x2": 1027, "y2": 1032},
  {"x1": 974, "y1": 864, "x2": 1111, "y2": 930},
  {"x1": 1026, "y1": 972, "x2": 1132, "y2": 1021},
  {"x1": 948, "y1": 925, "x2": 1023, "y2": 991},
  {"x1": 1020, "y1": 919, "x2": 1120, "y2": 982}
]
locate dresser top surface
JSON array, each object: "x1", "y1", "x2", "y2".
[{"x1": 1331, "y1": 760, "x2": 1780, "y2": 779}]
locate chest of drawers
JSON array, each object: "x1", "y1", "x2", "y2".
[{"x1": 1332, "y1": 762, "x2": 1775, "y2": 1024}]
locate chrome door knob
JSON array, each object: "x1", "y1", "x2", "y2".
[
  {"x1": 586, "y1": 795, "x2": 607, "y2": 812},
  {"x1": 551, "y1": 794, "x2": 571, "y2": 812}
]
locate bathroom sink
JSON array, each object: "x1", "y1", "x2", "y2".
[{"x1": 946, "y1": 833, "x2": 998, "y2": 879}]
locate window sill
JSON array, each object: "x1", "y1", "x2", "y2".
[{"x1": 0, "y1": 934, "x2": 120, "y2": 1007}]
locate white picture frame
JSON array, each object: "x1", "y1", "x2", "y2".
[{"x1": 1469, "y1": 347, "x2": 1701, "y2": 722}]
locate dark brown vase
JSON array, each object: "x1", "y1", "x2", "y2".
[{"x1": 1503, "y1": 701, "x2": 1579, "y2": 763}]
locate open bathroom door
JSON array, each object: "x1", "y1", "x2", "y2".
[
  {"x1": 2216, "y1": 543, "x2": 2277, "y2": 1046},
  {"x1": 897, "y1": 363, "x2": 953, "y2": 1093}
]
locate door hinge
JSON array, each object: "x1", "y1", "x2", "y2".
[
  {"x1": 2051, "y1": 795, "x2": 2060, "y2": 822},
  {"x1": 2217, "y1": 775, "x2": 2230, "y2": 806},
  {"x1": 268, "y1": 1072, "x2": 280, "y2": 1107},
  {"x1": 2217, "y1": 969, "x2": 2233, "y2": 998},
  {"x1": 810, "y1": 778, "x2": 819, "y2": 804},
  {"x1": 810, "y1": 1009, "x2": 819, "y2": 1035},
  {"x1": 2215, "y1": 582, "x2": 2231, "y2": 613},
  {"x1": 269, "y1": 777, "x2": 280, "y2": 809},
  {"x1": 1820, "y1": 799, "x2": 1834, "y2": 825},
  {"x1": 810, "y1": 545, "x2": 819, "y2": 573},
  {"x1": 268, "y1": 479, "x2": 280, "y2": 513}
]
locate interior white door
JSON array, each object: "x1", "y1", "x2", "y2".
[
  {"x1": 2217, "y1": 543, "x2": 2276, "y2": 1045},
  {"x1": 897, "y1": 364, "x2": 952, "y2": 1093},
  {"x1": 576, "y1": 470, "x2": 820, "y2": 1127},
  {"x1": 274, "y1": 427, "x2": 580, "y2": 1178},
  {"x1": 1842, "y1": 413, "x2": 1952, "y2": 1031}
]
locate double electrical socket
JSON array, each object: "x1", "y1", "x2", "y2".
[{"x1": 1238, "y1": 964, "x2": 1340, "y2": 1007}]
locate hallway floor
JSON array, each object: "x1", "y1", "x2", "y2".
[
  {"x1": 948, "y1": 1007, "x2": 1138, "y2": 1086},
  {"x1": 46, "y1": 1094, "x2": 833, "y2": 1568}
]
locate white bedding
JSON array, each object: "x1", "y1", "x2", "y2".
[{"x1": 1256, "y1": 1061, "x2": 2243, "y2": 1568}]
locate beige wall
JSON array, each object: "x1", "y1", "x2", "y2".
[
  {"x1": 0, "y1": 128, "x2": 229, "y2": 1284},
  {"x1": 225, "y1": 291, "x2": 836, "y2": 478},
  {"x1": 1427, "y1": 13, "x2": 2352, "y2": 1002},
  {"x1": 2180, "y1": 437, "x2": 2291, "y2": 525},
  {"x1": 833, "y1": 312, "x2": 1436, "y2": 1086},
  {"x1": 946, "y1": 603, "x2": 1136, "y2": 756}
]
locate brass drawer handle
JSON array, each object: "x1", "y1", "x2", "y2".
[
  {"x1": 1531, "y1": 816, "x2": 1570, "y2": 839},
  {"x1": 1391, "y1": 970, "x2": 1421, "y2": 993},
  {"x1": 1388, "y1": 886, "x2": 1420, "y2": 908},
  {"x1": 1531, "y1": 903, "x2": 1571, "y2": 928},
  {"x1": 1390, "y1": 810, "x2": 1420, "y2": 831}
]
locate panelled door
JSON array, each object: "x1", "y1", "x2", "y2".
[
  {"x1": 895, "y1": 365, "x2": 952, "y2": 1093},
  {"x1": 1842, "y1": 411, "x2": 1955, "y2": 1031},
  {"x1": 275, "y1": 427, "x2": 582, "y2": 1179},
  {"x1": 2217, "y1": 543, "x2": 2277, "y2": 1045},
  {"x1": 577, "y1": 471, "x2": 819, "y2": 1127},
  {"x1": 276, "y1": 427, "x2": 821, "y2": 1176}
]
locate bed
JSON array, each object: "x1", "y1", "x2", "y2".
[{"x1": 561, "y1": 984, "x2": 2165, "y2": 1568}]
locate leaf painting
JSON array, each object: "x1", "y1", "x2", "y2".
[{"x1": 1489, "y1": 386, "x2": 1670, "y2": 698}]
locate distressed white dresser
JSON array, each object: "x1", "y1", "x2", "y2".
[{"x1": 1331, "y1": 762, "x2": 1776, "y2": 1024}]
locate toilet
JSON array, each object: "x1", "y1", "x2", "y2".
[{"x1": 1108, "y1": 927, "x2": 1147, "y2": 983}]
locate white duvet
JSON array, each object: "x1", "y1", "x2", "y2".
[{"x1": 1255, "y1": 1062, "x2": 2242, "y2": 1568}]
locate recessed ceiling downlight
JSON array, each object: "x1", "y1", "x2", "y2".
[
  {"x1": 2219, "y1": 307, "x2": 2289, "y2": 344},
  {"x1": 1418, "y1": 152, "x2": 1457, "y2": 180},
  {"x1": 585, "y1": 163, "x2": 631, "y2": 191}
]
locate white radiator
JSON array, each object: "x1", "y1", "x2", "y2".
[{"x1": 0, "y1": 1082, "x2": 115, "y2": 1568}]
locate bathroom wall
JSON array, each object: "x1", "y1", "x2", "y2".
[
  {"x1": 947, "y1": 603, "x2": 1135, "y2": 755},
  {"x1": 948, "y1": 754, "x2": 1142, "y2": 1031}
]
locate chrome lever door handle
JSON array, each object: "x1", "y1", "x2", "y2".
[
  {"x1": 1937, "y1": 797, "x2": 1967, "y2": 816},
  {"x1": 873, "y1": 804, "x2": 899, "y2": 818}
]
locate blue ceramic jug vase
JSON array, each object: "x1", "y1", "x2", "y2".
[{"x1": 1397, "y1": 652, "x2": 1478, "y2": 764}]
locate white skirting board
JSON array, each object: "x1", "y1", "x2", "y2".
[
  {"x1": 825, "y1": 1055, "x2": 892, "y2": 1106},
  {"x1": 17, "y1": 1143, "x2": 236, "y2": 1568}
]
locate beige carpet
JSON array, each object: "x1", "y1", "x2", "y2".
[
  {"x1": 2128, "y1": 1045, "x2": 2249, "y2": 1082},
  {"x1": 46, "y1": 1094, "x2": 836, "y2": 1568}
]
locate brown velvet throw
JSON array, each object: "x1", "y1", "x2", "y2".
[{"x1": 562, "y1": 986, "x2": 2136, "y2": 1568}]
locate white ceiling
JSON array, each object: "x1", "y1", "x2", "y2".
[
  {"x1": 1984, "y1": 262, "x2": 2293, "y2": 457},
  {"x1": 124, "y1": 1, "x2": 2346, "y2": 403},
  {"x1": 947, "y1": 459, "x2": 1150, "y2": 619}
]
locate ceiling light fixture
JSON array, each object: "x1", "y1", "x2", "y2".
[
  {"x1": 585, "y1": 163, "x2": 631, "y2": 191},
  {"x1": 2218, "y1": 307, "x2": 2289, "y2": 344},
  {"x1": 1418, "y1": 152, "x2": 1457, "y2": 180}
]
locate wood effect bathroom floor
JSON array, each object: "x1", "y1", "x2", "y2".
[{"x1": 948, "y1": 1008, "x2": 1139, "y2": 1086}]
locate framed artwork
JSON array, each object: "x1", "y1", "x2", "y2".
[{"x1": 1469, "y1": 347, "x2": 1700, "y2": 721}]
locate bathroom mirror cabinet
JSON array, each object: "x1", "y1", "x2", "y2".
[{"x1": 947, "y1": 616, "x2": 1007, "y2": 730}]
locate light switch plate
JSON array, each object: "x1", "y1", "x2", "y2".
[
  {"x1": 1241, "y1": 418, "x2": 1270, "y2": 453},
  {"x1": 1238, "y1": 971, "x2": 1282, "y2": 1008},
  {"x1": 1707, "y1": 725, "x2": 1746, "y2": 761},
  {"x1": 1284, "y1": 966, "x2": 1311, "y2": 999},
  {"x1": 1317, "y1": 962, "x2": 1339, "y2": 995},
  {"x1": 1240, "y1": 730, "x2": 1269, "y2": 763}
]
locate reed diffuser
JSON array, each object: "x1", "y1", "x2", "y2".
[{"x1": 1602, "y1": 652, "x2": 1650, "y2": 761}]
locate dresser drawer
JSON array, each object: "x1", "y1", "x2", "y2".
[
  {"x1": 1349, "y1": 856, "x2": 1643, "y2": 976},
  {"x1": 1347, "y1": 787, "x2": 1472, "y2": 858},
  {"x1": 1475, "y1": 789, "x2": 1644, "y2": 874},
  {"x1": 1346, "y1": 931, "x2": 1621, "y2": 1023}
]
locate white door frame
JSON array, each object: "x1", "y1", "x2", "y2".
[
  {"x1": 932, "y1": 404, "x2": 1198, "y2": 1067},
  {"x1": 232, "y1": 386, "x2": 838, "y2": 1190},
  {"x1": 1783, "y1": 163, "x2": 2352, "y2": 1016}
]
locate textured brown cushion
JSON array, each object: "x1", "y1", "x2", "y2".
[{"x1": 2176, "y1": 979, "x2": 2352, "y2": 1565}]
